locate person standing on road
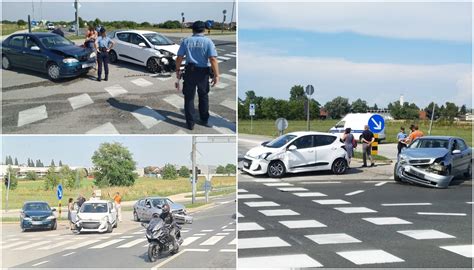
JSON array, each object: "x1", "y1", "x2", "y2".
[
  {"x1": 113, "y1": 192, "x2": 122, "y2": 222},
  {"x1": 67, "y1": 198, "x2": 74, "y2": 229},
  {"x1": 405, "y1": 125, "x2": 424, "y2": 144},
  {"x1": 84, "y1": 25, "x2": 98, "y2": 50},
  {"x1": 95, "y1": 27, "x2": 114, "y2": 82},
  {"x1": 361, "y1": 125, "x2": 375, "y2": 167},
  {"x1": 175, "y1": 21, "x2": 220, "y2": 130},
  {"x1": 397, "y1": 127, "x2": 408, "y2": 155},
  {"x1": 341, "y1": 128, "x2": 355, "y2": 167},
  {"x1": 77, "y1": 194, "x2": 86, "y2": 208}
]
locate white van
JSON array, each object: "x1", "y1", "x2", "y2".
[{"x1": 329, "y1": 113, "x2": 386, "y2": 142}]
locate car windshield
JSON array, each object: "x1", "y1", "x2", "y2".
[
  {"x1": 265, "y1": 134, "x2": 297, "y2": 148},
  {"x1": 335, "y1": 121, "x2": 345, "y2": 128},
  {"x1": 80, "y1": 203, "x2": 108, "y2": 213},
  {"x1": 143, "y1": 33, "x2": 174, "y2": 46},
  {"x1": 38, "y1": 35, "x2": 73, "y2": 48},
  {"x1": 24, "y1": 203, "x2": 50, "y2": 211},
  {"x1": 151, "y1": 199, "x2": 165, "y2": 208},
  {"x1": 409, "y1": 139, "x2": 449, "y2": 149}
]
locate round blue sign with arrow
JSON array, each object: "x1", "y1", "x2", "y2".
[
  {"x1": 57, "y1": 184, "x2": 63, "y2": 200},
  {"x1": 368, "y1": 114, "x2": 385, "y2": 133}
]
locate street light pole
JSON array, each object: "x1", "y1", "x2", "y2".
[
  {"x1": 230, "y1": 0, "x2": 235, "y2": 31},
  {"x1": 428, "y1": 103, "x2": 436, "y2": 135},
  {"x1": 221, "y1": 9, "x2": 227, "y2": 33},
  {"x1": 6, "y1": 171, "x2": 11, "y2": 212},
  {"x1": 75, "y1": 0, "x2": 79, "y2": 36},
  {"x1": 191, "y1": 136, "x2": 196, "y2": 204},
  {"x1": 181, "y1": 12, "x2": 184, "y2": 33}
]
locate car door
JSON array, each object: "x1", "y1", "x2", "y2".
[
  {"x1": 136, "y1": 199, "x2": 144, "y2": 219},
  {"x1": 453, "y1": 139, "x2": 470, "y2": 174},
  {"x1": 144, "y1": 199, "x2": 152, "y2": 221},
  {"x1": 23, "y1": 36, "x2": 47, "y2": 71},
  {"x1": 114, "y1": 32, "x2": 131, "y2": 62},
  {"x1": 128, "y1": 33, "x2": 150, "y2": 65},
  {"x1": 313, "y1": 135, "x2": 339, "y2": 169},
  {"x1": 6, "y1": 35, "x2": 26, "y2": 67},
  {"x1": 286, "y1": 135, "x2": 317, "y2": 170}
]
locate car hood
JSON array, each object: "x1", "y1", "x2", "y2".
[
  {"x1": 246, "y1": 145, "x2": 280, "y2": 158},
  {"x1": 171, "y1": 203, "x2": 185, "y2": 211},
  {"x1": 50, "y1": 45, "x2": 90, "y2": 58},
  {"x1": 24, "y1": 210, "x2": 52, "y2": 217},
  {"x1": 153, "y1": 44, "x2": 180, "y2": 55},
  {"x1": 402, "y1": 148, "x2": 449, "y2": 159},
  {"x1": 77, "y1": 212, "x2": 108, "y2": 220}
]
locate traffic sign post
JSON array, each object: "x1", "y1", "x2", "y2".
[
  {"x1": 203, "y1": 180, "x2": 212, "y2": 204},
  {"x1": 368, "y1": 114, "x2": 384, "y2": 156},
  {"x1": 275, "y1": 118, "x2": 288, "y2": 136},
  {"x1": 57, "y1": 184, "x2": 63, "y2": 220},
  {"x1": 249, "y1": 103, "x2": 255, "y2": 133},
  {"x1": 305, "y1": 85, "x2": 314, "y2": 131}
]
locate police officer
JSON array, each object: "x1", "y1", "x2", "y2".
[
  {"x1": 159, "y1": 204, "x2": 178, "y2": 251},
  {"x1": 176, "y1": 21, "x2": 220, "y2": 130},
  {"x1": 95, "y1": 27, "x2": 114, "y2": 81}
]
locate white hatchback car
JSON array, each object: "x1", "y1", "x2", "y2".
[
  {"x1": 242, "y1": 132, "x2": 349, "y2": 178},
  {"x1": 108, "y1": 30, "x2": 180, "y2": 73},
  {"x1": 75, "y1": 200, "x2": 118, "y2": 234}
]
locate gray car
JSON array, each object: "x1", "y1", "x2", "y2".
[
  {"x1": 394, "y1": 136, "x2": 472, "y2": 188},
  {"x1": 133, "y1": 197, "x2": 193, "y2": 224}
]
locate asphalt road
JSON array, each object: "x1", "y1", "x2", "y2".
[
  {"x1": 1, "y1": 194, "x2": 236, "y2": 269},
  {"x1": 2, "y1": 36, "x2": 236, "y2": 134}
]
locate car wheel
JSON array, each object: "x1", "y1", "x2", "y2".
[
  {"x1": 106, "y1": 221, "x2": 113, "y2": 233},
  {"x1": 133, "y1": 211, "x2": 140, "y2": 222},
  {"x1": 393, "y1": 163, "x2": 402, "y2": 182},
  {"x1": 47, "y1": 62, "x2": 60, "y2": 81},
  {"x1": 51, "y1": 221, "x2": 57, "y2": 230},
  {"x1": 2, "y1": 55, "x2": 12, "y2": 70},
  {"x1": 331, "y1": 158, "x2": 348, "y2": 175},
  {"x1": 113, "y1": 220, "x2": 118, "y2": 228},
  {"x1": 146, "y1": 57, "x2": 161, "y2": 73},
  {"x1": 21, "y1": 226, "x2": 26, "y2": 232},
  {"x1": 267, "y1": 160, "x2": 286, "y2": 178},
  {"x1": 464, "y1": 162, "x2": 472, "y2": 179},
  {"x1": 109, "y1": 50, "x2": 118, "y2": 63}
]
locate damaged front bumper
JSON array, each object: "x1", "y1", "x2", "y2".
[
  {"x1": 396, "y1": 164, "x2": 453, "y2": 188},
  {"x1": 242, "y1": 155, "x2": 269, "y2": 175}
]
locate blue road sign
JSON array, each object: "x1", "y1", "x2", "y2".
[
  {"x1": 57, "y1": 184, "x2": 63, "y2": 200},
  {"x1": 203, "y1": 181, "x2": 212, "y2": 191},
  {"x1": 205, "y1": 20, "x2": 214, "y2": 28},
  {"x1": 368, "y1": 114, "x2": 385, "y2": 133}
]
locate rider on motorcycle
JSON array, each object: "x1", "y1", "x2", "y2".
[{"x1": 159, "y1": 204, "x2": 178, "y2": 250}]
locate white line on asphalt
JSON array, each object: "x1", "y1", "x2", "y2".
[
  {"x1": 86, "y1": 122, "x2": 119, "y2": 134},
  {"x1": 220, "y1": 249, "x2": 236, "y2": 252},
  {"x1": 345, "y1": 190, "x2": 365, "y2": 196},
  {"x1": 14, "y1": 240, "x2": 51, "y2": 250},
  {"x1": 238, "y1": 194, "x2": 262, "y2": 199},
  {"x1": 237, "y1": 212, "x2": 244, "y2": 218},
  {"x1": 1, "y1": 241, "x2": 29, "y2": 249},
  {"x1": 440, "y1": 245, "x2": 473, "y2": 258},
  {"x1": 132, "y1": 231, "x2": 143, "y2": 234},
  {"x1": 313, "y1": 199, "x2": 351, "y2": 205},
  {"x1": 220, "y1": 73, "x2": 236, "y2": 81},
  {"x1": 363, "y1": 217, "x2": 412, "y2": 225},
  {"x1": 259, "y1": 209, "x2": 300, "y2": 216},
  {"x1": 200, "y1": 236, "x2": 225, "y2": 246},
  {"x1": 244, "y1": 201, "x2": 280, "y2": 207},
  {"x1": 68, "y1": 93, "x2": 94, "y2": 110},
  {"x1": 31, "y1": 261, "x2": 49, "y2": 267},
  {"x1": 223, "y1": 229, "x2": 235, "y2": 232},
  {"x1": 214, "y1": 81, "x2": 229, "y2": 89},
  {"x1": 417, "y1": 212, "x2": 466, "y2": 216},
  {"x1": 217, "y1": 56, "x2": 231, "y2": 60},
  {"x1": 229, "y1": 68, "x2": 236, "y2": 73},
  {"x1": 238, "y1": 189, "x2": 248, "y2": 193},
  {"x1": 117, "y1": 238, "x2": 147, "y2": 248},
  {"x1": 104, "y1": 84, "x2": 128, "y2": 97},
  {"x1": 216, "y1": 233, "x2": 230, "y2": 236},
  {"x1": 264, "y1": 182, "x2": 294, "y2": 187},
  {"x1": 300, "y1": 181, "x2": 341, "y2": 184},
  {"x1": 220, "y1": 99, "x2": 236, "y2": 111},
  {"x1": 253, "y1": 179, "x2": 281, "y2": 183},
  {"x1": 201, "y1": 229, "x2": 214, "y2": 232},
  {"x1": 221, "y1": 225, "x2": 228, "y2": 229},
  {"x1": 131, "y1": 78, "x2": 153, "y2": 87},
  {"x1": 238, "y1": 254, "x2": 323, "y2": 268},
  {"x1": 337, "y1": 249, "x2": 404, "y2": 265},
  {"x1": 293, "y1": 192, "x2": 327, "y2": 197},
  {"x1": 239, "y1": 237, "x2": 291, "y2": 249},
  {"x1": 119, "y1": 235, "x2": 134, "y2": 239},
  {"x1": 62, "y1": 252, "x2": 75, "y2": 257},
  {"x1": 38, "y1": 240, "x2": 74, "y2": 250},
  {"x1": 182, "y1": 237, "x2": 201, "y2": 246},
  {"x1": 238, "y1": 222, "x2": 265, "y2": 231},
  {"x1": 90, "y1": 239, "x2": 125, "y2": 249},
  {"x1": 151, "y1": 249, "x2": 188, "y2": 269},
  {"x1": 181, "y1": 230, "x2": 190, "y2": 233},
  {"x1": 17, "y1": 105, "x2": 48, "y2": 127},
  {"x1": 335, "y1": 207, "x2": 378, "y2": 214},
  {"x1": 131, "y1": 106, "x2": 165, "y2": 129},
  {"x1": 382, "y1": 203, "x2": 432, "y2": 206},
  {"x1": 228, "y1": 238, "x2": 236, "y2": 245},
  {"x1": 398, "y1": 229, "x2": 456, "y2": 240},
  {"x1": 65, "y1": 239, "x2": 100, "y2": 250},
  {"x1": 279, "y1": 219, "x2": 327, "y2": 229},
  {"x1": 466, "y1": 202, "x2": 474, "y2": 204},
  {"x1": 193, "y1": 233, "x2": 207, "y2": 236},
  {"x1": 186, "y1": 248, "x2": 210, "y2": 252},
  {"x1": 375, "y1": 181, "x2": 388, "y2": 186},
  {"x1": 217, "y1": 60, "x2": 223, "y2": 63},
  {"x1": 224, "y1": 54, "x2": 237, "y2": 58},
  {"x1": 306, "y1": 233, "x2": 362, "y2": 244},
  {"x1": 278, "y1": 187, "x2": 308, "y2": 192}
]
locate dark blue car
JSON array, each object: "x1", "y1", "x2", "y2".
[
  {"x1": 2, "y1": 32, "x2": 96, "y2": 80},
  {"x1": 20, "y1": 201, "x2": 57, "y2": 231}
]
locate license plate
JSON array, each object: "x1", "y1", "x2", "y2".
[
  {"x1": 32, "y1": 221, "x2": 43, "y2": 225},
  {"x1": 82, "y1": 63, "x2": 94, "y2": 68},
  {"x1": 243, "y1": 162, "x2": 249, "y2": 167}
]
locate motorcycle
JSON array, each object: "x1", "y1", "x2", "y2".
[{"x1": 143, "y1": 218, "x2": 183, "y2": 262}]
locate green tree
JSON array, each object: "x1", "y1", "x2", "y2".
[
  {"x1": 60, "y1": 165, "x2": 76, "y2": 190},
  {"x1": 25, "y1": 171, "x2": 38, "y2": 180},
  {"x1": 351, "y1": 98, "x2": 369, "y2": 113},
  {"x1": 93, "y1": 18, "x2": 102, "y2": 27},
  {"x1": 140, "y1": 21, "x2": 151, "y2": 27},
  {"x1": 44, "y1": 166, "x2": 60, "y2": 190},
  {"x1": 50, "y1": 159, "x2": 55, "y2": 167},
  {"x1": 441, "y1": 102, "x2": 459, "y2": 120},
  {"x1": 216, "y1": 165, "x2": 226, "y2": 174},
  {"x1": 161, "y1": 164, "x2": 178, "y2": 180},
  {"x1": 178, "y1": 166, "x2": 190, "y2": 178},
  {"x1": 59, "y1": 160, "x2": 63, "y2": 167},
  {"x1": 17, "y1": 19, "x2": 26, "y2": 26},
  {"x1": 6, "y1": 166, "x2": 19, "y2": 190},
  {"x1": 324, "y1": 96, "x2": 351, "y2": 119},
  {"x1": 424, "y1": 102, "x2": 440, "y2": 120},
  {"x1": 78, "y1": 17, "x2": 85, "y2": 28},
  {"x1": 388, "y1": 101, "x2": 419, "y2": 120},
  {"x1": 14, "y1": 158, "x2": 18, "y2": 166},
  {"x1": 225, "y1": 164, "x2": 236, "y2": 175},
  {"x1": 289, "y1": 85, "x2": 305, "y2": 101},
  {"x1": 91, "y1": 142, "x2": 137, "y2": 187},
  {"x1": 459, "y1": 104, "x2": 467, "y2": 115}
]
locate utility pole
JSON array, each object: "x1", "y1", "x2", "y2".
[
  {"x1": 32, "y1": 0, "x2": 35, "y2": 21},
  {"x1": 191, "y1": 137, "x2": 196, "y2": 204},
  {"x1": 181, "y1": 12, "x2": 184, "y2": 33},
  {"x1": 6, "y1": 171, "x2": 11, "y2": 212},
  {"x1": 75, "y1": 0, "x2": 79, "y2": 36},
  {"x1": 230, "y1": 0, "x2": 235, "y2": 31},
  {"x1": 428, "y1": 103, "x2": 436, "y2": 135},
  {"x1": 221, "y1": 9, "x2": 227, "y2": 33}
]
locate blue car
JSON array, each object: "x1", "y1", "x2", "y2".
[
  {"x1": 20, "y1": 201, "x2": 57, "y2": 231},
  {"x1": 2, "y1": 32, "x2": 96, "y2": 80}
]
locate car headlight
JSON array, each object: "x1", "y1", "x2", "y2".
[
  {"x1": 89, "y1": 52, "x2": 96, "y2": 58},
  {"x1": 430, "y1": 162, "x2": 447, "y2": 172},
  {"x1": 101, "y1": 216, "x2": 108, "y2": 223},
  {"x1": 46, "y1": 215, "x2": 56, "y2": 220},
  {"x1": 398, "y1": 154, "x2": 407, "y2": 164},
  {"x1": 256, "y1": 152, "x2": 272, "y2": 160},
  {"x1": 23, "y1": 216, "x2": 32, "y2": 221},
  {"x1": 63, "y1": 58, "x2": 79, "y2": 63}
]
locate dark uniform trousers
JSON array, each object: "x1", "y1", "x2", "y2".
[
  {"x1": 97, "y1": 49, "x2": 109, "y2": 79},
  {"x1": 182, "y1": 66, "x2": 210, "y2": 126}
]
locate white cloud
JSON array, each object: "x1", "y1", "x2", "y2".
[{"x1": 239, "y1": 2, "x2": 472, "y2": 42}]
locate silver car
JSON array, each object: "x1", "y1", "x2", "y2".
[
  {"x1": 133, "y1": 197, "x2": 193, "y2": 224},
  {"x1": 394, "y1": 136, "x2": 472, "y2": 188}
]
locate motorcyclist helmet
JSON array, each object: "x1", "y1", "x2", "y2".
[{"x1": 162, "y1": 203, "x2": 170, "y2": 214}]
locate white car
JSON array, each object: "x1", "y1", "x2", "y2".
[
  {"x1": 75, "y1": 200, "x2": 118, "y2": 234},
  {"x1": 329, "y1": 113, "x2": 386, "y2": 142},
  {"x1": 242, "y1": 132, "x2": 349, "y2": 178},
  {"x1": 46, "y1": 22, "x2": 55, "y2": 30},
  {"x1": 108, "y1": 30, "x2": 180, "y2": 73}
]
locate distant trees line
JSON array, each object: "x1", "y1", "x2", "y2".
[{"x1": 4, "y1": 156, "x2": 63, "y2": 168}]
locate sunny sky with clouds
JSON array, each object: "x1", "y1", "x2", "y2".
[{"x1": 238, "y1": 2, "x2": 472, "y2": 108}]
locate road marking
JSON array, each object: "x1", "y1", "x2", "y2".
[
  {"x1": 337, "y1": 249, "x2": 404, "y2": 265},
  {"x1": 214, "y1": 81, "x2": 229, "y2": 89},
  {"x1": 278, "y1": 187, "x2": 308, "y2": 192},
  {"x1": 200, "y1": 235, "x2": 225, "y2": 246},
  {"x1": 293, "y1": 192, "x2": 327, "y2": 197},
  {"x1": 375, "y1": 181, "x2": 388, "y2": 186},
  {"x1": 62, "y1": 252, "x2": 75, "y2": 257},
  {"x1": 120, "y1": 236, "x2": 134, "y2": 239},
  {"x1": 221, "y1": 225, "x2": 228, "y2": 229},
  {"x1": 31, "y1": 261, "x2": 49, "y2": 267},
  {"x1": 335, "y1": 207, "x2": 377, "y2": 214},
  {"x1": 65, "y1": 239, "x2": 100, "y2": 249},
  {"x1": 239, "y1": 194, "x2": 262, "y2": 199},
  {"x1": 105, "y1": 84, "x2": 128, "y2": 97},
  {"x1": 131, "y1": 106, "x2": 165, "y2": 129},
  {"x1": 398, "y1": 229, "x2": 455, "y2": 240},
  {"x1": 382, "y1": 203, "x2": 432, "y2": 206},
  {"x1": 151, "y1": 249, "x2": 189, "y2": 269},
  {"x1": 223, "y1": 229, "x2": 235, "y2": 232},
  {"x1": 228, "y1": 238, "x2": 236, "y2": 245},
  {"x1": 131, "y1": 78, "x2": 153, "y2": 87},
  {"x1": 237, "y1": 212, "x2": 244, "y2": 218},
  {"x1": 238, "y1": 189, "x2": 248, "y2": 193},
  {"x1": 216, "y1": 233, "x2": 230, "y2": 236},
  {"x1": 244, "y1": 201, "x2": 280, "y2": 207},
  {"x1": 182, "y1": 236, "x2": 201, "y2": 246},
  {"x1": 254, "y1": 179, "x2": 281, "y2": 183},
  {"x1": 313, "y1": 199, "x2": 351, "y2": 205},
  {"x1": 440, "y1": 245, "x2": 473, "y2": 258},
  {"x1": 201, "y1": 229, "x2": 214, "y2": 232},
  {"x1": 306, "y1": 233, "x2": 361, "y2": 244},
  {"x1": 239, "y1": 254, "x2": 323, "y2": 268},
  {"x1": 90, "y1": 238, "x2": 125, "y2": 249},
  {"x1": 217, "y1": 60, "x2": 223, "y2": 63},
  {"x1": 220, "y1": 73, "x2": 236, "y2": 81},
  {"x1": 363, "y1": 217, "x2": 412, "y2": 225},
  {"x1": 86, "y1": 122, "x2": 119, "y2": 134},
  {"x1": 466, "y1": 202, "x2": 473, "y2": 204},
  {"x1": 38, "y1": 240, "x2": 74, "y2": 250},
  {"x1": 229, "y1": 68, "x2": 236, "y2": 73},
  {"x1": 417, "y1": 212, "x2": 466, "y2": 216},
  {"x1": 1, "y1": 240, "x2": 29, "y2": 249},
  {"x1": 224, "y1": 54, "x2": 237, "y2": 58},
  {"x1": 217, "y1": 56, "x2": 231, "y2": 60},
  {"x1": 279, "y1": 219, "x2": 326, "y2": 229},
  {"x1": 264, "y1": 183, "x2": 293, "y2": 187},
  {"x1": 193, "y1": 233, "x2": 207, "y2": 236},
  {"x1": 17, "y1": 105, "x2": 48, "y2": 127},
  {"x1": 220, "y1": 249, "x2": 235, "y2": 252},
  {"x1": 259, "y1": 209, "x2": 300, "y2": 216},
  {"x1": 186, "y1": 248, "x2": 210, "y2": 252},
  {"x1": 132, "y1": 231, "x2": 143, "y2": 234},
  {"x1": 117, "y1": 238, "x2": 147, "y2": 248},
  {"x1": 68, "y1": 93, "x2": 94, "y2": 110},
  {"x1": 300, "y1": 181, "x2": 341, "y2": 184},
  {"x1": 239, "y1": 237, "x2": 291, "y2": 249},
  {"x1": 174, "y1": 129, "x2": 187, "y2": 134},
  {"x1": 238, "y1": 222, "x2": 265, "y2": 231},
  {"x1": 14, "y1": 240, "x2": 51, "y2": 250},
  {"x1": 345, "y1": 190, "x2": 365, "y2": 196},
  {"x1": 220, "y1": 99, "x2": 236, "y2": 111}
]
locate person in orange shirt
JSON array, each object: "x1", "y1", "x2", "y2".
[
  {"x1": 113, "y1": 192, "x2": 122, "y2": 222},
  {"x1": 405, "y1": 125, "x2": 424, "y2": 144}
]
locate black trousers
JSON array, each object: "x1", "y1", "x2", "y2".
[
  {"x1": 182, "y1": 67, "x2": 210, "y2": 126},
  {"x1": 97, "y1": 51, "x2": 109, "y2": 79},
  {"x1": 397, "y1": 142, "x2": 406, "y2": 155}
]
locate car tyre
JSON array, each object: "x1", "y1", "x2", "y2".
[
  {"x1": 146, "y1": 57, "x2": 161, "y2": 73},
  {"x1": 106, "y1": 221, "x2": 113, "y2": 233},
  {"x1": 133, "y1": 211, "x2": 140, "y2": 222},
  {"x1": 331, "y1": 158, "x2": 348, "y2": 175},
  {"x1": 2, "y1": 55, "x2": 12, "y2": 70},
  {"x1": 393, "y1": 162, "x2": 402, "y2": 182},
  {"x1": 113, "y1": 219, "x2": 118, "y2": 228},
  {"x1": 267, "y1": 160, "x2": 286, "y2": 178},
  {"x1": 21, "y1": 226, "x2": 26, "y2": 232},
  {"x1": 464, "y1": 162, "x2": 472, "y2": 179},
  {"x1": 47, "y1": 62, "x2": 61, "y2": 81},
  {"x1": 109, "y1": 50, "x2": 118, "y2": 63},
  {"x1": 51, "y1": 220, "x2": 57, "y2": 230}
]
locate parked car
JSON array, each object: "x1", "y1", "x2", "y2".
[
  {"x1": 20, "y1": 201, "x2": 57, "y2": 232},
  {"x1": 75, "y1": 200, "x2": 118, "y2": 233},
  {"x1": 242, "y1": 131, "x2": 349, "y2": 178},
  {"x1": 46, "y1": 22, "x2": 55, "y2": 30},
  {"x1": 394, "y1": 136, "x2": 472, "y2": 188},
  {"x1": 69, "y1": 25, "x2": 76, "y2": 33},
  {"x1": 133, "y1": 197, "x2": 193, "y2": 224},
  {"x1": 108, "y1": 30, "x2": 180, "y2": 73},
  {"x1": 329, "y1": 113, "x2": 386, "y2": 142},
  {"x1": 2, "y1": 32, "x2": 96, "y2": 80}
]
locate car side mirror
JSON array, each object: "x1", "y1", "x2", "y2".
[
  {"x1": 156, "y1": 205, "x2": 162, "y2": 209},
  {"x1": 145, "y1": 202, "x2": 151, "y2": 208},
  {"x1": 51, "y1": 208, "x2": 56, "y2": 212},
  {"x1": 30, "y1": 46, "x2": 40, "y2": 51},
  {"x1": 288, "y1": 145, "x2": 297, "y2": 151},
  {"x1": 138, "y1": 42, "x2": 146, "y2": 48},
  {"x1": 261, "y1": 141, "x2": 269, "y2": 146},
  {"x1": 452, "y1": 149, "x2": 461, "y2": 155}
]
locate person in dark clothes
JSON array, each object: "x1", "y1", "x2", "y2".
[
  {"x1": 94, "y1": 27, "x2": 114, "y2": 81},
  {"x1": 361, "y1": 125, "x2": 375, "y2": 167}
]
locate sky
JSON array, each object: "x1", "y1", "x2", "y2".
[
  {"x1": 2, "y1": 1, "x2": 235, "y2": 23},
  {"x1": 238, "y1": 2, "x2": 472, "y2": 108},
  {"x1": 1, "y1": 136, "x2": 236, "y2": 168}
]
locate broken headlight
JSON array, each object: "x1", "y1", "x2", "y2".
[{"x1": 429, "y1": 162, "x2": 447, "y2": 173}]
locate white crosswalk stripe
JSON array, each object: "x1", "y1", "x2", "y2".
[
  {"x1": 313, "y1": 199, "x2": 351, "y2": 205},
  {"x1": 259, "y1": 209, "x2": 300, "y2": 216},
  {"x1": 68, "y1": 93, "x2": 94, "y2": 110},
  {"x1": 228, "y1": 238, "x2": 236, "y2": 245},
  {"x1": 182, "y1": 236, "x2": 201, "y2": 246},
  {"x1": 279, "y1": 219, "x2": 326, "y2": 229},
  {"x1": 239, "y1": 237, "x2": 290, "y2": 249},
  {"x1": 293, "y1": 192, "x2": 327, "y2": 197},
  {"x1": 220, "y1": 73, "x2": 236, "y2": 81},
  {"x1": 64, "y1": 239, "x2": 100, "y2": 250},
  {"x1": 440, "y1": 245, "x2": 473, "y2": 258},
  {"x1": 239, "y1": 254, "x2": 323, "y2": 268},
  {"x1": 14, "y1": 240, "x2": 51, "y2": 250},
  {"x1": 238, "y1": 222, "x2": 265, "y2": 231},
  {"x1": 117, "y1": 238, "x2": 147, "y2": 248},
  {"x1": 217, "y1": 56, "x2": 231, "y2": 60},
  {"x1": 306, "y1": 233, "x2": 361, "y2": 244},
  {"x1": 264, "y1": 183, "x2": 293, "y2": 187},
  {"x1": 17, "y1": 105, "x2": 48, "y2": 127},
  {"x1": 338, "y1": 249, "x2": 404, "y2": 265},
  {"x1": 86, "y1": 122, "x2": 119, "y2": 134},
  {"x1": 200, "y1": 236, "x2": 225, "y2": 246},
  {"x1": 105, "y1": 84, "x2": 128, "y2": 97},
  {"x1": 131, "y1": 78, "x2": 153, "y2": 87},
  {"x1": 90, "y1": 239, "x2": 125, "y2": 249},
  {"x1": 131, "y1": 106, "x2": 165, "y2": 129},
  {"x1": 224, "y1": 54, "x2": 237, "y2": 57},
  {"x1": 363, "y1": 217, "x2": 412, "y2": 225},
  {"x1": 334, "y1": 207, "x2": 377, "y2": 214},
  {"x1": 278, "y1": 187, "x2": 308, "y2": 192},
  {"x1": 38, "y1": 240, "x2": 74, "y2": 250},
  {"x1": 1, "y1": 240, "x2": 29, "y2": 249},
  {"x1": 239, "y1": 194, "x2": 262, "y2": 199},
  {"x1": 229, "y1": 68, "x2": 236, "y2": 73},
  {"x1": 398, "y1": 230, "x2": 455, "y2": 240},
  {"x1": 244, "y1": 201, "x2": 280, "y2": 207}
]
